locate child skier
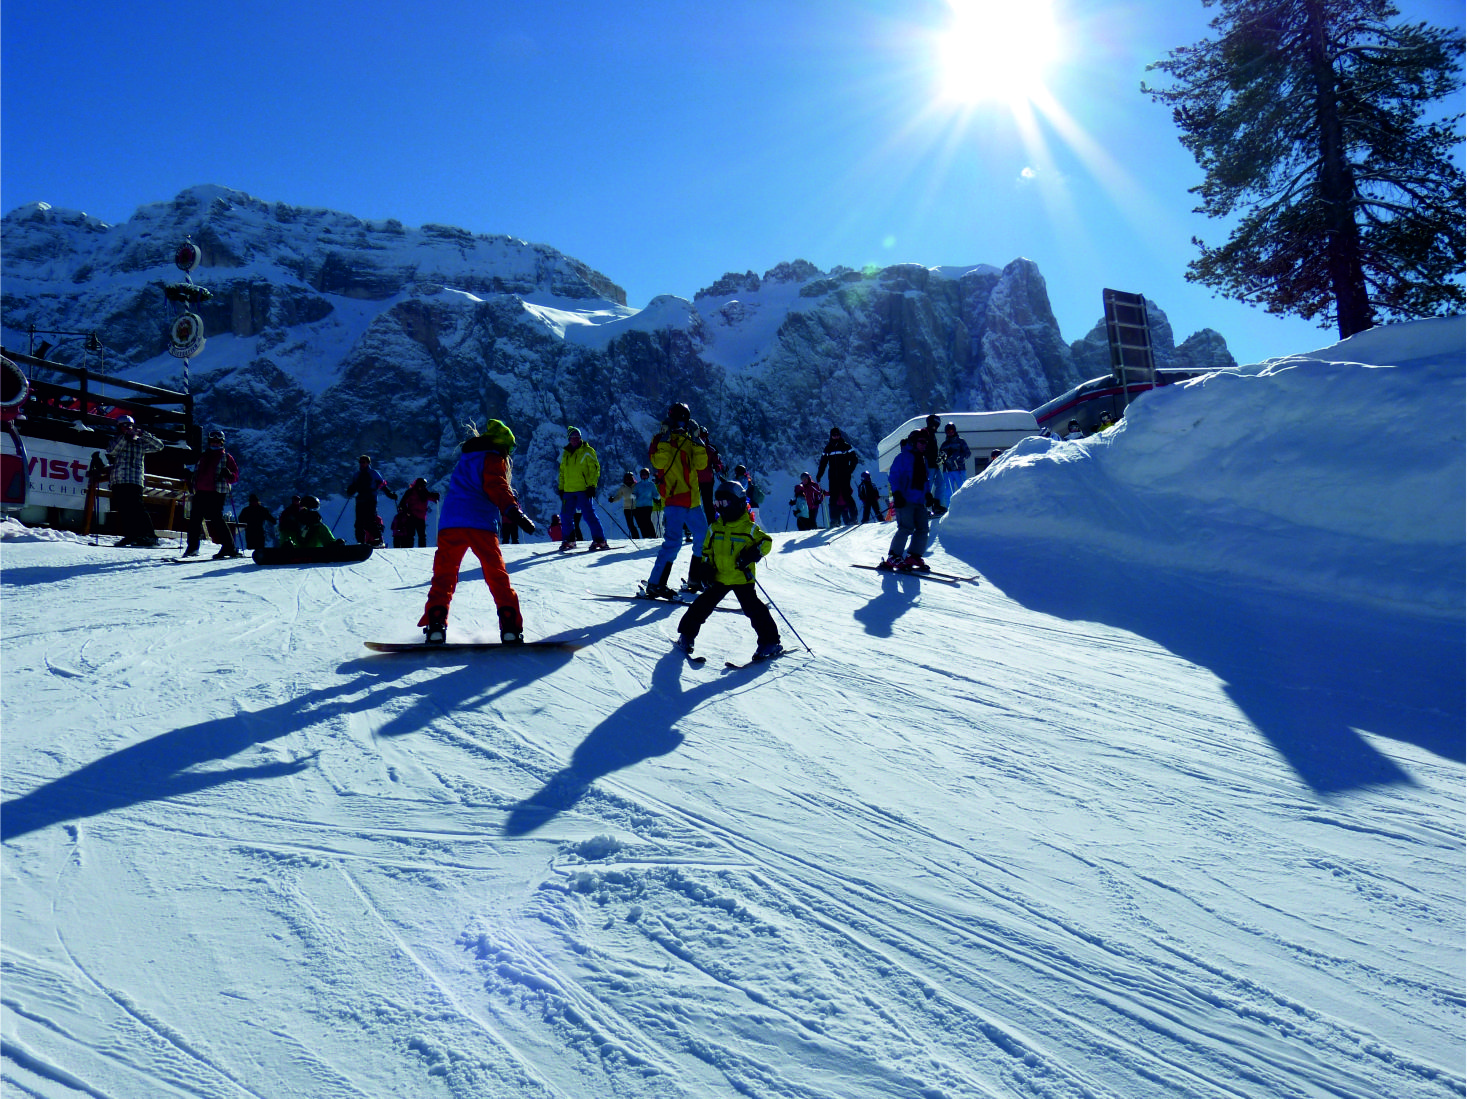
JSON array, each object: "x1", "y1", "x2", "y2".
[
  {"x1": 420, "y1": 420, "x2": 536, "y2": 645},
  {"x1": 673, "y1": 480, "x2": 782, "y2": 663}
]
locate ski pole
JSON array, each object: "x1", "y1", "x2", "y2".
[
  {"x1": 333, "y1": 496, "x2": 351, "y2": 536},
  {"x1": 605, "y1": 506, "x2": 638, "y2": 548},
  {"x1": 756, "y1": 578, "x2": 812, "y2": 656}
]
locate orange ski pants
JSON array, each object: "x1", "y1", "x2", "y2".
[{"x1": 420, "y1": 527, "x2": 520, "y2": 625}]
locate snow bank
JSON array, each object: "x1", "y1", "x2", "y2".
[{"x1": 944, "y1": 318, "x2": 1465, "y2": 616}]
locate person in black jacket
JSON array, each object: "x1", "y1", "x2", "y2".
[
  {"x1": 816, "y1": 427, "x2": 860, "y2": 526},
  {"x1": 237, "y1": 493, "x2": 276, "y2": 550}
]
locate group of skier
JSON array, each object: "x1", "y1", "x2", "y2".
[{"x1": 414, "y1": 403, "x2": 782, "y2": 662}]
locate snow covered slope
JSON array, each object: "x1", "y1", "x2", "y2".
[{"x1": 2, "y1": 320, "x2": 1461, "y2": 1098}]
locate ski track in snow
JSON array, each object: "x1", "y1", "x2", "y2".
[{"x1": 2, "y1": 517, "x2": 1462, "y2": 1099}]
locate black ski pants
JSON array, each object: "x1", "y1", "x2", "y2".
[{"x1": 677, "y1": 581, "x2": 779, "y2": 647}]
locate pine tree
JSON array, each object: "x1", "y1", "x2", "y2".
[{"x1": 1144, "y1": 0, "x2": 1465, "y2": 338}]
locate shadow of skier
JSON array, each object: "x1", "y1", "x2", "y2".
[{"x1": 502, "y1": 646, "x2": 734, "y2": 836}]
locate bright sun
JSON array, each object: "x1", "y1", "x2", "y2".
[{"x1": 937, "y1": 0, "x2": 1059, "y2": 106}]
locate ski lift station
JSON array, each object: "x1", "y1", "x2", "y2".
[{"x1": 875, "y1": 410, "x2": 1040, "y2": 475}]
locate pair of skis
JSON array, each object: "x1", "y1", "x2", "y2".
[{"x1": 850, "y1": 563, "x2": 978, "y2": 585}]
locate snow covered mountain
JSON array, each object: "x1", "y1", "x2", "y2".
[
  {"x1": 0, "y1": 185, "x2": 1235, "y2": 521},
  {"x1": 1, "y1": 318, "x2": 1459, "y2": 1099}
]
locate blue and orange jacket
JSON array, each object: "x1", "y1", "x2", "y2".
[{"x1": 438, "y1": 440, "x2": 521, "y2": 536}]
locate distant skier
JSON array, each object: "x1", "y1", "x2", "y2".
[
  {"x1": 880, "y1": 431, "x2": 930, "y2": 572},
  {"x1": 673, "y1": 480, "x2": 782, "y2": 663},
  {"x1": 346, "y1": 455, "x2": 397, "y2": 545},
  {"x1": 557, "y1": 426, "x2": 610, "y2": 551},
  {"x1": 857, "y1": 471, "x2": 882, "y2": 524},
  {"x1": 182, "y1": 430, "x2": 242, "y2": 559},
  {"x1": 106, "y1": 415, "x2": 164, "y2": 547},
  {"x1": 696, "y1": 425, "x2": 725, "y2": 524},
  {"x1": 607, "y1": 471, "x2": 639, "y2": 538},
  {"x1": 280, "y1": 495, "x2": 344, "y2": 549},
  {"x1": 816, "y1": 428, "x2": 859, "y2": 526},
  {"x1": 643, "y1": 402, "x2": 709, "y2": 598},
  {"x1": 631, "y1": 468, "x2": 659, "y2": 538},
  {"x1": 277, "y1": 495, "x2": 304, "y2": 545},
  {"x1": 397, "y1": 477, "x2": 440, "y2": 547},
  {"x1": 919, "y1": 414, "x2": 944, "y2": 514},
  {"x1": 937, "y1": 423, "x2": 971, "y2": 510},
  {"x1": 420, "y1": 420, "x2": 536, "y2": 645},
  {"x1": 731, "y1": 463, "x2": 764, "y2": 521},
  {"x1": 237, "y1": 493, "x2": 276, "y2": 550},
  {"x1": 790, "y1": 472, "x2": 825, "y2": 531}
]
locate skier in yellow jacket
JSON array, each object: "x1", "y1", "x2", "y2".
[
  {"x1": 673, "y1": 480, "x2": 782, "y2": 663},
  {"x1": 556, "y1": 426, "x2": 610, "y2": 551}
]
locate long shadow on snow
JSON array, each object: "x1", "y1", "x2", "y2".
[
  {"x1": 960, "y1": 538, "x2": 1464, "y2": 795},
  {"x1": 852, "y1": 570, "x2": 932, "y2": 637},
  {"x1": 502, "y1": 641, "x2": 776, "y2": 836},
  {"x1": 1, "y1": 649, "x2": 576, "y2": 843}
]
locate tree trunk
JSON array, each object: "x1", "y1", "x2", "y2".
[{"x1": 1305, "y1": 0, "x2": 1375, "y2": 337}]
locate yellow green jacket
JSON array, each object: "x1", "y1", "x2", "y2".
[
  {"x1": 558, "y1": 442, "x2": 601, "y2": 493},
  {"x1": 700, "y1": 512, "x2": 772, "y2": 586}
]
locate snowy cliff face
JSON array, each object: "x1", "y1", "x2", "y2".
[{"x1": 0, "y1": 185, "x2": 1233, "y2": 520}]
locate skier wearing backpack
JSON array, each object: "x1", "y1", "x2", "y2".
[
  {"x1": 673, "y1": 480, "x2": 782, "y2": 663},
  {"x1": 419, "y1": 420, "x2": 536, "y2": 645},
  {"x1": 643, "y1": 402, "x2": 709, "y2": 598},
  {"x1": 857, "y1": 471, "x2": 882, "y2": 523}
]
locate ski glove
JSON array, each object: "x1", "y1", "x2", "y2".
[
  {"x1": 892, "y1": 490, "x2": 906, "y2": 508},
  {"x1": 735, "y1": 545, "x2": 760, "y2": 569},
  {"x1": 508, "y1": 508, "x2": 537, "y2": 535}
]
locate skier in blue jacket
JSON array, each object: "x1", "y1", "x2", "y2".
[{"x1": 880, "y1": 432, "x2": 931, "y2": 572}]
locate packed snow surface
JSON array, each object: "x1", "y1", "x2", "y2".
[{"x1": 3, "y1": 320, "x2": 1463, "y2": 1098}]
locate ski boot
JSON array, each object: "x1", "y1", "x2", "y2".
[
  {"x1": 641, "y1": 581, "x2": 678, "y2": 600},
  {"x1": 751, "y1": 642, "x2": 784, "y2": 662},
  {"x1": 424, "y1": 605, "x2": 449, "y2": 645},
  {"x1": 876, "y1": 554, "x2": 902, "y2": 571},
  {"x1": 587, "y1": 538, "x2": 611, "y2": 551},
  {"x1": 559, "y1": 539, "x2": 578, "y2": 552},
  {"x1": 498, "y1": 605, "x2": 524, "y2": 645},
  {"x1": 900, "y1": 555, "x2": 930, "y2": 572},
  {"x1": 674, "y1": 633, "x2": 696, "y2": 656}
]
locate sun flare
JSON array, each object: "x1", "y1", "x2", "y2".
[{"x1": 936, "y1": 0, "x2": 1059, "y2": 106}]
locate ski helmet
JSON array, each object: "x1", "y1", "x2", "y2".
[
  {"x1": 207, "y1": 429, "x2": 225, "y2": 444},
  {"x1": 926, "y1": 414, "x2": 940, "y2": 429},
  {"x1": 118, "y1": 414, "x2": 135, "y2": 425},
  {"x1": 714, "y1": 480, "x2": 746, "y2": 519},
  {"x1": 301, "y1": 494, "x2": 320, "y2": 509},
  {"x1": 945, "y1": 422, "x2": 958, "y2": 434},
  {"x1": 668, "y1": 401, "x2": 690, "y2": 424}
]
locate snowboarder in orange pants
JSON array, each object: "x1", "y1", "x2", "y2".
[{"x1": 420, "y1": 420, "x2": 536, "y2": 644}]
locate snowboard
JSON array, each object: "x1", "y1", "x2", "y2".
[
  {"x1": 255, "y1": 544, "x2": 373, "y2": 566},
  {"x1": 364, "y1": 639, "x2": 583, "y2": 654}
]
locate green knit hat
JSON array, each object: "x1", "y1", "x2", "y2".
[{"x1": 478, "y1": 419, "x2": 516, "y2": 451}]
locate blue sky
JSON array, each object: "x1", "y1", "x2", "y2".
[{"x1": 2, "y1": 0, "x2": 1461, "y2": 367}]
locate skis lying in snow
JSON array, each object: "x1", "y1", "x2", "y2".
[
  {"x1": 364, "y1": 639, "x2": 583, "y2": 654},
  {"x1": 849, "y1": 564, "x2": 978, "y2": 585}
]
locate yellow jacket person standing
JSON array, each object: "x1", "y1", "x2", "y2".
[{"x1": 555, "y1": 426, "x2": 609, "y2": 551}]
